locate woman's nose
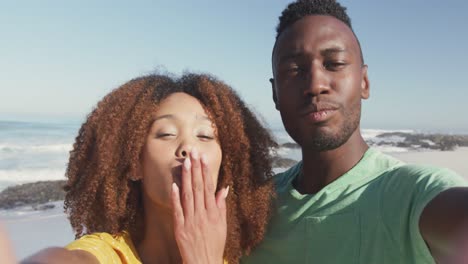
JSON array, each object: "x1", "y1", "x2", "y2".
[{"x1": 176, "y1": 143, "x2": 192, "y2": 158}]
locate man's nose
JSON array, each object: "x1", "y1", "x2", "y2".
[{"x1": 303, "y1": 64, "x2": 330, "y2": 97}]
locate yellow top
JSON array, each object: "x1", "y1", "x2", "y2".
[
  {"x1": 66, "y1": 232, "x2": 228, "y2": 264},
  {"x1": 66, "y1": 232, "x2": 141, "y2": 264}
]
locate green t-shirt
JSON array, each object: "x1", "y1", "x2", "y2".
[{"x1": 242, "y1": 148, "x2": 466, "y2": 264}]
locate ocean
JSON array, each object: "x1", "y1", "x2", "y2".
[
  {"x1": 0, "y1": 120, "x2": 420, "y2": 192},
  {"x1": 0, "y1": 121, "x2": 77, "y2": 191}
]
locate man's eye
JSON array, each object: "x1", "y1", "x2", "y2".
[
  {"x1": 282, "y1": 65, "x2": 305, "y2": 76},
  {"x1": 289, "y1": 64, "x2": 304, "y2": 72},
  {"x1": 324, "y1": 61, "x2": 346, "y2": 71}
]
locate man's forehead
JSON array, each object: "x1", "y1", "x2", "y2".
[{"x1": 272, "y1": 15, "x2": 360, "y2": 62}]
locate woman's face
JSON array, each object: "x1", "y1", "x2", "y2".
[{"x1": 140, "y1": 92, "x2": 222, "y2": 210}]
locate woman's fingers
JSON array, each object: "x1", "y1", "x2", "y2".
[
  {"x1": 174, "y1": 150, "x2": 228, "y2": 264},
  {"x1": 216, "y1": 186, "x2": 229, "y2": 221},
  {"x1": 190, "y1": 148, "x2": 205, "y2": 213},
  {"x1": 179, "y1": 149, "x2": 226, "y2": 221},
  {"x1": 201, "y1": 154, "x2": 217, "y2": 211},
  {"x1": 181, "y1": 157, "x2": 194, "y2": 218},
  {"x1": 171, "y1": 183, "x2": 185, "y2": 227},
  {"x1": 0, "y1": 223, "x2": 16, "y2": 264}
]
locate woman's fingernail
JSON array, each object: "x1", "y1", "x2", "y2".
[
  {"x1": 172, "y1": 182, "x2": 179, "y2": 192},
  {"x1": 224, "y1": 186, "x2": 230, "y2": 198},
  {"x1": 184, "y1": 157, "x2": 191, "y2": 170},
  {"x1": 201, "y1": 154, "x2": 208, "y2": 165},
  {"x1": 191, "y1": 147, "x2": 199, "y2": 160}
]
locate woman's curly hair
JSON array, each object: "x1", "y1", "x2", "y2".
[{"x1": 64, "y1": 72, "x2": 277, "y2": 263}]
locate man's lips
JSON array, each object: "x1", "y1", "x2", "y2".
[
  {"x1": 303, "y1": 109, "x2": 336, "y2": 122},
  {"x1": 299, "y1": 104, "x2": 339, "y2": 123}
]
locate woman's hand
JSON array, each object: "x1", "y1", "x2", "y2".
[
  {"x1": 171, "y1": 148, "x2": 229, "y2": 264},
  {"x1": 0, "y1": 223, "x2": 17, "y2": 264}
]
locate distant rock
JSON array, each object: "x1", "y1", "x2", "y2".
[
  {"x1": 373, "y1": 132, "x2": 468, "y2": 151},
  {"x1": 0, "y1": 180, "x2": 66, "y2": 210},
  {"x1": 32, "y1": 203, "x2": 56, "y2": 211},
  {"x1": 272, "y1": 156, "x2": 298, "y2": 168},
  {"x1": 281, "y1": 142, "x2": 300, "y2": 149}
]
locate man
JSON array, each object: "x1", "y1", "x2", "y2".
[{"x1": 241, "y1": 0, "x2": 468, "y2": 263}]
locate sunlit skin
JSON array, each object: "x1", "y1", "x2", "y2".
[
  {"x1": 140, "y1": 92, "x2": 222, "y2": 211},
  {"x1": 20, "y1": 92, "x2": 228, "y2": 264},
  {"x1": 0, "y1": 224, "x2": 16, "y2": 264},
  {"x1": 135, "y1": 92, "x2": 224, "y2": 263},
  {"x1": 271, "y1": 15, "x2": 369, "y2": 194},
  {"x1": 271, "y1": 14, "x2": 468, "y2": 262}
]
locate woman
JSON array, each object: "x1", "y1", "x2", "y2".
[
  {"x1": 21, "y1": 73, "x2": 276, "y2": 264},
  {"x1": 0, "y1": 223, "x2": 16, "y2": 263}
]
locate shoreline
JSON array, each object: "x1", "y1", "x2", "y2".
[{"x1": 1, "y1": 147, "x2": 467, "y2": 211}]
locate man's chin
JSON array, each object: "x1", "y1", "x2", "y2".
[{"x1": 300, "y1": 129, "x2": 346, "y2": 151}]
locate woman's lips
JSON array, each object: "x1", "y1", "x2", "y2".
[{"x1": 171, "y1": 165, "x2": 183, "y2": 185}]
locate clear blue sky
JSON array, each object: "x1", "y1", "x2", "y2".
[{"x1": 1, "y1": 0, "x2": 467, "y2": 133}]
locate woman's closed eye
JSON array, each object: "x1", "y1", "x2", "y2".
[
  {"x1": 197, "y1": 133, "x2": 215, "y2": 141},
  {"x1": 156, "y1": 132, "x2": 176, "y2": 139}
]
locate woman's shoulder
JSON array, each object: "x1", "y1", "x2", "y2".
[{"x1": 66, "y1": 232, "x2": 141, "y2": 264}]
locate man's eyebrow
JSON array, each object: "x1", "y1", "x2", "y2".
[
  {"x1": 277, "y1": 48, "x2": 347, "y2": 64},
  {"x1": 321, "y1": 47, "x2": 347, "y2": 57},
  {"x1": 277, "y1": 51, "x2": 303, "y2": 64}
]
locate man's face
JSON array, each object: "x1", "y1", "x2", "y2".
[{"x1": 272, "y1": 15, "x2": 369, "y2": 151}]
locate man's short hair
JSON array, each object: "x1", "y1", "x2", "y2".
[{"x1": 274, "y1": 0, "x2": 363, "y2": 64}]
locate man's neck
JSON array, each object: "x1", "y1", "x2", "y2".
[
  {"x1": 136, "y1": 203, "x2": 182, "y2": 264},
  {"x1": 296, "y1": 129, "x2": 369, "y2": 194}
]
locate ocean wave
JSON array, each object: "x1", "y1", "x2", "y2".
[
  {"x1": 361, "y1": 129, "x2": 415, "y2": 140},
  {"x1": 371, "y1": 145, "x2": 410, "y2": 153},
  {"x1": 0, "y1": 168, "x2": 66, "y2": 191},
  {"x1": 0, "y1": 143, "x2": 72, "y2": 154}
]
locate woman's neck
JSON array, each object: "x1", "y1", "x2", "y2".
[{"x1": 136, "y1": 205, "x2": 182, "y2": 264}]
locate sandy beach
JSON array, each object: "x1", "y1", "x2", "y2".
[
  {"x1": 389, "y1": 147, "x2": 468, "y2": 179},
  {"x1": 2, "y1": 147, "x2": 468, "y2": 260}
]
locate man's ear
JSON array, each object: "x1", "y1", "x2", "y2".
[
  {"x1": 360, "y1": 65, "x2": 370, "y2": 99},
  {"x1": 270, "y1": 78, "x2": 279, "y2": 110}
]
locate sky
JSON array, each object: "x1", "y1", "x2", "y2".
[{"x1": 1, "y1": 0, "x2": 467, "y2": 133}]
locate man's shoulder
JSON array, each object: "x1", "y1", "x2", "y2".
[
  {"x1": 273, "y1": 161, "x2": 302, "y2": 192},
  {"x1": 372, "y1": 161, "x2": 467, "y2": 210},
  {"x1": 386, "y1": 162, "x2": 462, "y2": 180}
]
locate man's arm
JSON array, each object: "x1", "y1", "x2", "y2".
[{"x1": 420, "y1": 187, "x2": 468, "y2": 260}]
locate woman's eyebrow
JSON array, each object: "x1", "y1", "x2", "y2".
[
  {"x1": 196, "y1": 114, "x2": 212, "y2": 122},
  {"x1": 153, "y1": 114, "x2": 211, "y2": 123},
  {"x1": 154, "y1": 114, "x2": 175, "y2": 122}
]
